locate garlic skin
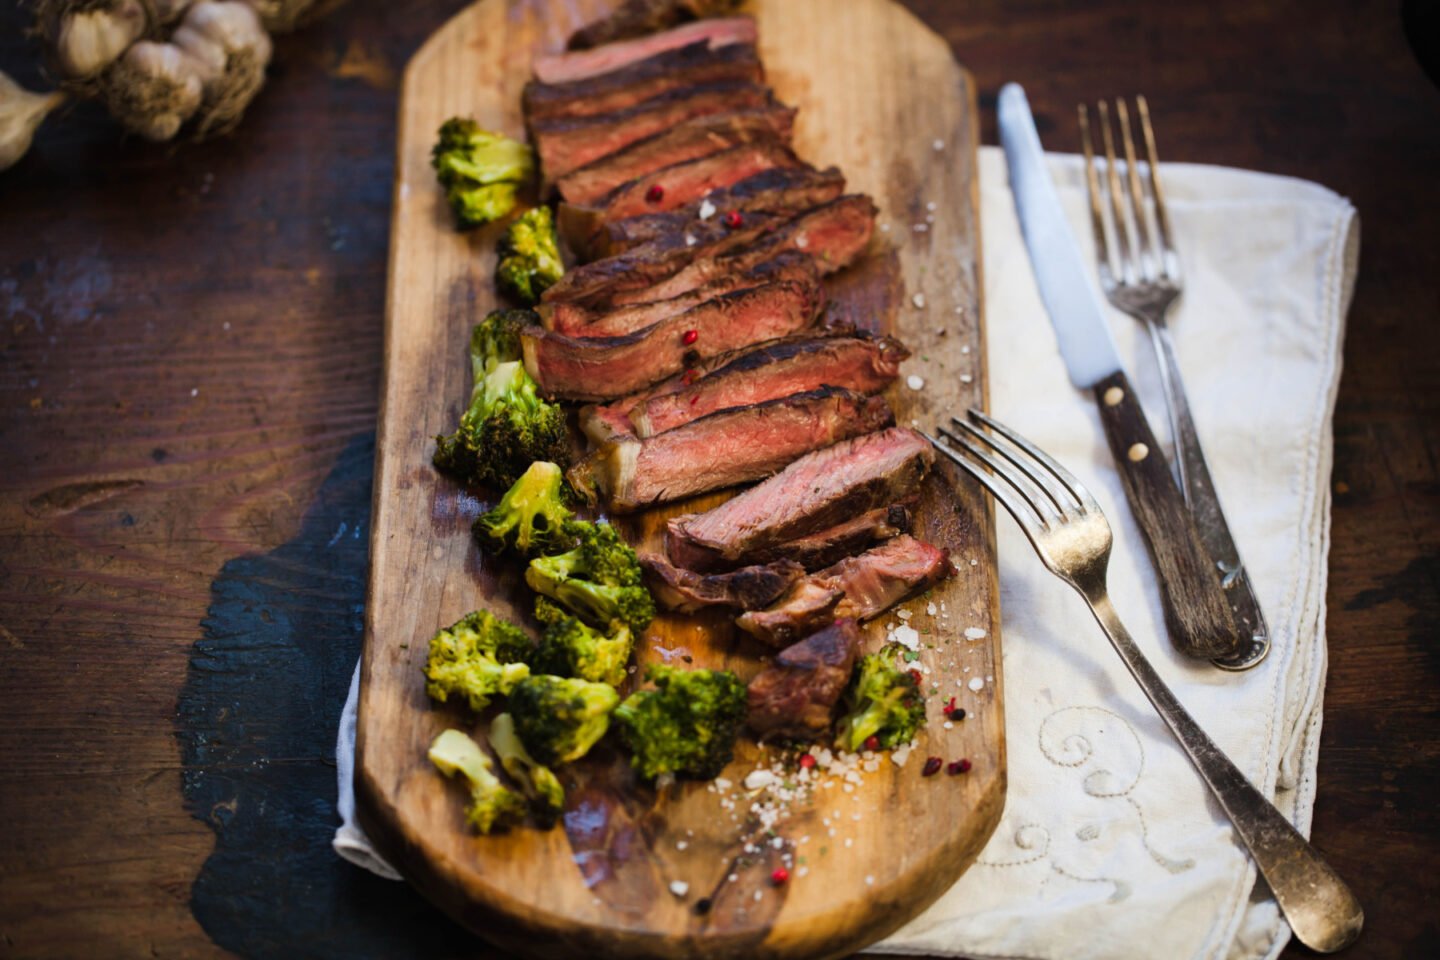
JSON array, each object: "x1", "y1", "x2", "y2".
[
  {"x1": 1, "y1": 70, "x2": 67, "y2": 171},
  {"x1": 51, "y1": 0, "x2": 149, "y2": 79},
  {"x1": 103, "y1": 41, "x2": 204, "y2": 141},
  {"x1": 171, "y1": 2, "x2": 273, "y2": 136}
]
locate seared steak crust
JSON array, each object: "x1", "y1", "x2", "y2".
[
  {"x1": 735, "y1": 581, "x2": 842, "y2": 648},
  {"x1": 747, "y1": 501, "x2": 914, "y2": 571},
  {"x1": 535, "y1": 15, "x2": 756, "y2": 85},
  {"x1": 567, "y1": 0, "x2": 745, "y2": 51},
  {"x1": 746, "y1": 619, "x2": 861, "y2": 738},
  {"x1": 640, "y1": 553, "x2": 804, "y2": 613},
  {"x1": 666, "y1": 427, "x2": 934, "y2": 572}
]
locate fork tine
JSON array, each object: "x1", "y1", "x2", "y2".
[
  {"x1": 1097, "y1": 101, "x2": 1135, "y2": 285},
  {"x1": 1077, "y1": 104, "x2": 1114, "y2": 288},
  {"x1": 1135, "y1": 95, "x2": 1179, "y2": 279},
  {"x1": 1115, "y1": 100, "x2": 1155, "y2": 281},
  {"x1": 965, "y1": 408, "x2": 1103, "y2": 515},
  {"x1": 949, "y1": 416, "x2": 1075, "y2": 518},
  {"x1": 929, "y1": 429, "x2": 1052, "y2": 533}
]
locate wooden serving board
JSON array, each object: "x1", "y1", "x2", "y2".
[{"x1": 356, "y1": 1, "x2": 1002, "y2": 957}]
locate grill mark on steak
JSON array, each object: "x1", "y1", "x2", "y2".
[
  {"x1": 736, "y1": 535, "x2": 952, "y2": 647},
  {"x1": 524, "y1": 277, "x2": 825, "y2": 401},
  {"x1": 531, "y1": 81, "x2": 777, "y2": 181},
  {"x1": 555, "y1": 107, "x2": 797, "y2": 207},
  {"x1": 535, "y1": 16, "x2": 757, "y2": 85},
  {"x1": 524, "y1": 41, "x2": 763, "y2": 122},
  {"x1": 746, "y1": 619, "x2": 861, "y2": 739},
  {"x1": 746, "y1": 501, "x2": 915, "y2": 571},
  {"x1": 665, "y1": 427, "x2": 934, "y2": 572},
  {"x1": 640, "y1": 553, "x2": 804, "y2": 614},
  {"x1": 567, "y1": 1, "x2": 745, "y2": 52},
  {"x1": 631, "y1": 334, "x2": 908, "y2": 437},
  {"x1": 569, "y1": 387, "x2": 895, "y2": 512},
  {"x1": 599, "y1": 141, "x2": 804, "y2": 222}
]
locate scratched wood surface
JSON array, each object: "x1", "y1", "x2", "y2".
[
  {"x1": 353, "y1": 1, "x2": 1002, "y2": 956},
  {"x1": 1, "y1": 1, "x2": 1437, "y2": 958}
]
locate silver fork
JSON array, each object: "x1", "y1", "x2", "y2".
[
  {"x1": 1079, "y1": 97, "x2": 1269, "y2": 671},
  {"x1": 929, "y1": 410, "x2": 1362, "y2": 954}
]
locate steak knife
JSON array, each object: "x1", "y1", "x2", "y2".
[{"x1": 997, "y1": 83, "x2": 1242, "y2": 662}]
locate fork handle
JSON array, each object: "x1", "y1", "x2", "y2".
[
  {"x1": 1082, "y1": 587, "x2": 1364, "y2": 953},
  {"x1": 1092, "y1": 370, "x2": 1242, "y2": 660}
]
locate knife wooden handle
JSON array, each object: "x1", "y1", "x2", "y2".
[{"x1": 1093, "y1": 370, "x2": 1241, "y2": 660}]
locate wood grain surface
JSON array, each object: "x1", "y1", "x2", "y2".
[
  {"x1": 353, "y1": 2, "x2": 1000, "y2": 956},
  {"x1": 1, "y1": 1, "x2": 1437, "y2": 958}
]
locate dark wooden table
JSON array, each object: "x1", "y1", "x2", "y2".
[{"x1": 2, "y1": 1, "x2": 1435, "y2": 957}]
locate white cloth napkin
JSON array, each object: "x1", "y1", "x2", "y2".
[{"x1": 333, "y1": 146, "x2": 1358, "y2": 960}]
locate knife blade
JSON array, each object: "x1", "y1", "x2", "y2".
[{"x1": 998, "y1": 82, "x2": 1241, "y2": 662}]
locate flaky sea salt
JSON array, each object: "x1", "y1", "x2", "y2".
[
  {"x1": 670, "y1": 881, "x2": 689, "y2": 897},
  {"x1": 964, "y1": 627, "x2": 987, "y2": 641},
  {"x1": 698, "y1": 199, "x2": 717, "y2": 220},
  {"x1": 969, "y1": 677, "x2": 985, "y2": 691},
  {"x1": 907, "y1": 374, "x2": 925, "y2": 390}
]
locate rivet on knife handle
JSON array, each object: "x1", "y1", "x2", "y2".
[{"x1": 1094, "y1": 371, "x2": 1241, "y2": 660}]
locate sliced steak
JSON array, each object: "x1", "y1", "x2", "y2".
[
  {"x1": 595, "y1": 141, "x2": 804, "y2": 223},
  {"x1": 737, "y1": 535, "x2": 951, "y2": 647},
  {"x1": 632, "y1": 334, "x2": 908, "y2": 437},
  {"x1": 535, "y1": 15, "x2": 756, "y2": 84},
  {"x1": 570, "y1": 388, "x2": 895, "y2": 512},
  {"x1": 524, "y1": 277, "x2": 824, "y2": 401},
  {"x1": 746, "y1": 619, "x2": 861, "y2": 738},
  {"x1": 747, "y1": 501, "x2": 914, "y2": 571},
  {"x1": 567, "y1": 0, "x2": 745, "y2": 51},
  {"x1": 640, "y1": 553, "x2": 804, "y2": 614},
  {"x1": 735, "y1": 581, "x2": 842, "y2": 648},
  {"x1": 531, "y1": 81, "x2": 777, "y2": 181},
  {"x1": 524, "y1": 41, "x2": 763, "y2": 122},
  {"x1": 582, "y1": 165, "x2": 847, "y2": 259},
  {"x1": 546, "y1": 252, "x2": 819, "y2": 338},
  {"x1": 556, "y1": 106, "x2": 797, "y2": 207},
  {"x1": 666, "y1": 427, "x2": 934, "y2": 572}
]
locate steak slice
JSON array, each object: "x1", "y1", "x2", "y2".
[
  {"x1": 531, "y1": 81, "x2": 776, "y2": 181},
  {"x1": 556, "y1": 107, "x2": 797, "y2": 207},
  {"x1": 546, "y1": 252, "x2": 819, "y2": 338},
  {"x1": 631, "y1": 334, "x2": 909, "y2": 437},
  {"x1": 666, "y1": 427, "x2": 934, "y2": 572},
  {"x1": 737, "y1": 535, "x2": 952, "y2": 647},
  {"x1": 524, "y1": 41, "x2": 763, "y2": 122},
  {"x1": 580, "y1": 165, "x2": 847, "y2": 260},
  {"x1": 524, "y1": 277, "x2": 824, "y2": 401},
  {"x1": 595, "y1": 141, "x2": 804, "y2": 223},
  {"x1": 567, "y1": 0, "x2": 745, "y2": 51},
  {"x1": 734, "y1": 581, "x2": 842, "y2": 649},
  {"x1": 746, "y1": 619, "x2": 861, "y2": 739},
  {"x1": 569, "y1": 388, "x2": 895, "y2": 512},
  {"x1": 535, "y1": 15, "x2": 756, "y2": 84},
  {"x1": 747, "y1": 501, "x2": 914, "y2": 571},
  {"x1": 640, "y1": 553, "x2": 804, "y2": 614}
]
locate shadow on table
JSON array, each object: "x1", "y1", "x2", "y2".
[{"x1": 175, "y1": 434, "x2": 495, "y2": 959}]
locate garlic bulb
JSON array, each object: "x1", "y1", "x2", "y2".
[
  {"x1": 1, "y1": 70, "x2": 67, "y2": 171},
  {"x1": 103, "y1": 40, "x2": 204, "y2": 141},
  {"x1": 45, "y1": 0, "x2": 149, "y2": 79},
  {"x1": 171, "y1": 1, "x2": 273, "y2": 136}
]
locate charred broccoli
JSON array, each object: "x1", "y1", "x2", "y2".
[
  {"x1": 533, "y1": 604, "x2": 634, "y2": 687},
  {"x1": 472, "y1": 460, "x2": 575, "y2": 558},
  {"x1": 424, "y1": 609, "x2": 533, "y2": 712},
  {"x1": 433, "y1": 309, "x2": 569, "y2": 491},
  {"x1": 497, "y1": 206, "x2": 564, "y2": 304},
  {"x1": 614, "y1": 665, "x2": 747, "y2": 780},
  {"x1": 431, "y1": 118, "x2": 534, "y2": 228},
  {"x1": 834, "y1": 647, "x2": 926, "y2": 753},
  {"x1": 427, "y1": 728, "x2": 527, "y2": 834},
  {"x1": 524, "y1": 520, "x2": 655, "y2": 634},
  {"x1": 488, "y1": 712, "x2": 565, "y2": 828},
  {"x1": 509, "y1": 674, "x2": 619, "y2": 766}
]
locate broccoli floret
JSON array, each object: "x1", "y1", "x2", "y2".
[
  {"x1": 497, "y1": 207, "x2": 565, "y2": 304},
  {"x1": 614, "y1": 665, "x2": 747, "y2": 780},
  {"x1": 433, "y1": 310, "x2": 570, "y2": 490},
  {"x1": 834, "y1": 647, "x2": 926, "y2": 753},
  {"x1": 534, "y1": 609, "x2": 634, "y2": 687},
  {"x1": 509, "y1": 675, "x2": 619, "y2": 766},
  {"x1": 488, "y1": 713, "x2": 565, "y2": 828},
  {"x1": 424, "y1": 609, "x2": 533, "y2": 712},
  {"x1": 427, "y1": 728, "x2": 527, "y2": 834},
  {"x1": 432, "y1": 118, "x2": 534, "y2": 228},
  {"x1": 473, "y1": 460, "x2": 576, "y2": 558},
  {"x1": 524, "y1": 520, "x2": 655, "y2": 633}
]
